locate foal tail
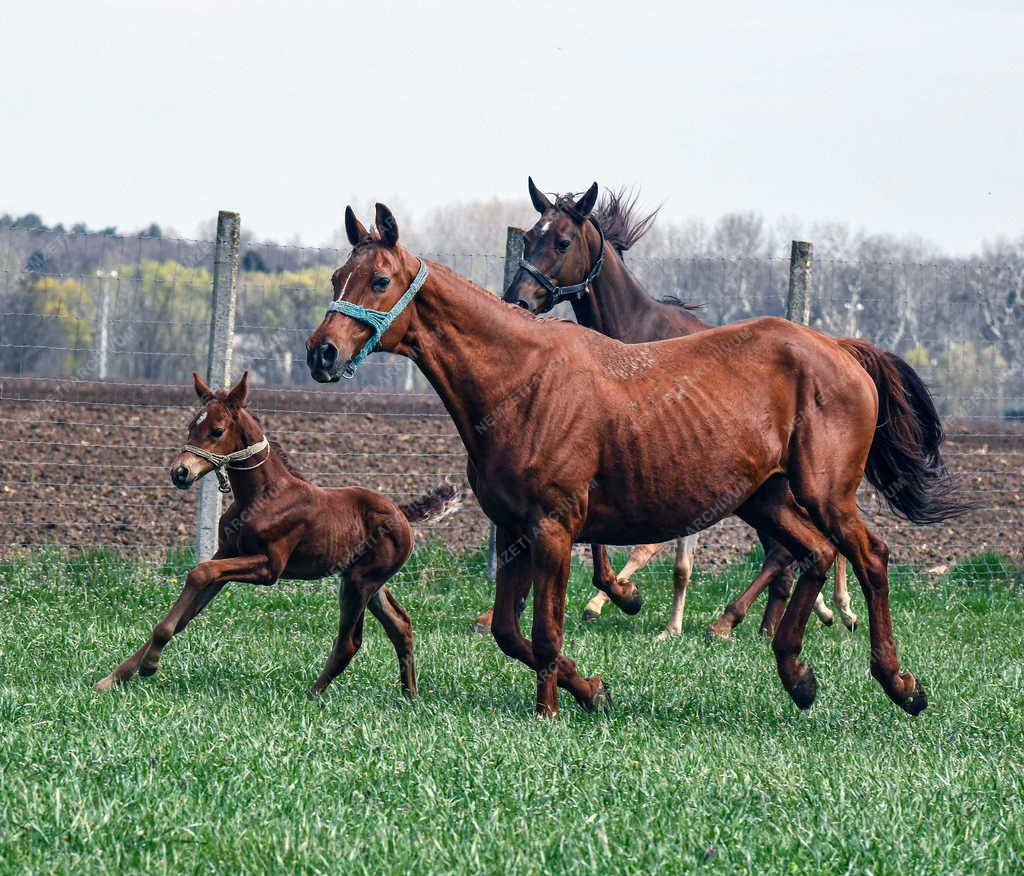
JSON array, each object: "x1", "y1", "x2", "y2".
[
  {"x1": 837, "y1": 338, "x2": 969, "y2": 525},
  {"x1": 399, "y1": 482, "x2": 464, "y2": 524}
]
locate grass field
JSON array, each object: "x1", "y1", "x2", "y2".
[{"x1": 1, "y1": 546, "x2": 1022, "y2": 874}]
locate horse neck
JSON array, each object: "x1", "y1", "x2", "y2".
[
  {"x1": 396, "y1": 260, "x2": 561, "y2": 461},
  {"x1": 224, "y1": 409, "x2": 288, "y2": 505},
  {"x1": 572, "y1": 234, "x2": 710, "y2": 342}
]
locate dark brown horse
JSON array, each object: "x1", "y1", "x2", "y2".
[
  {"x1": 479, "y1": 179, "x2": 855, "y2": 639},
  {"x1": 307, "y1": 203, "x2": 964, "y2": 716},
  {"x1": 95, "y1": 371, "x2": 460, "y2": 698}
]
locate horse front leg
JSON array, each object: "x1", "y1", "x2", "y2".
[
  {"x1": 582, "y1": 544, "x2": 614, "y2": 621},
  {"x1": 489, "y1": 526, "x2": 607, "y2": 715},
  {"x1": 529, "y1": 519, "x2": 609, "y2": 716},
  {"x1": 95, "y1": 553, "x2": 273, "y2": 691},
  {"x1": 659, "y1": 535, "x2": 697, "y2": 639}
]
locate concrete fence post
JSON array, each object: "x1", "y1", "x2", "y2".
[
  {"x1": 195, "y1": 210, "x2": 241, "y2": 562},
  {"x1": 486, "y1": 226, "x2": 527, "y2": 581},
  {"x1": 95, "y1": 269, "x2": 117, "y2": 380},
  {"x1": 786, "y1": 240, "x2": 813, "y2": 325}
]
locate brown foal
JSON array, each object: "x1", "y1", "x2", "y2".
[
  {"x1": 307, "y1": 203, "x2": 964, "y2": 717},
  {"x1": 95, "y1": 371, "x2": 460, "y2": 698}
]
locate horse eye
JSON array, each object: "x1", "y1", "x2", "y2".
[
  {"x1": 556, "y1": 239, "x2": 571, "y2": 252},
  {"x1": 210, "y1": 428, "x2": 224, "y2": 438},
  {"x1": 372, "y1": 276, "x2": 391, "y2": 291}
]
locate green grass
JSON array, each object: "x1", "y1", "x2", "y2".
[{"x1": 0, "y1": 547, "x2": 1022, "y2": 874}]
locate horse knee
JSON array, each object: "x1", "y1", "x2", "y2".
[{"x1": 491, "y1": 620, "x2": 523, "y2": 660}]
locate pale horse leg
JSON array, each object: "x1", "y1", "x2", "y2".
[{"x1": 583, "y1": 541, "x2": 674, "y2": 620}]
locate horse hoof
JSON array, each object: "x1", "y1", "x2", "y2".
[
  {"x1": 790, "y1": 665, "x2": 818, "y2": 710},
  {"x1": 843, "y1": 616, "x2": 859, "y2": 633},
  {"x1": 899, "y1": 679, "x2": 928, "y2": 716},
  {"x1": 138, "y1": 663, "x2": 159, "y2": 677},
  {"x1": 590, "y1": 680, "x2": 612, "y2": 714},
  {"x1": 472, "y1": 622, "x2": 492, "y2": 637},
  {"x1": 657, "y1": 628, "x2": 681, "y2": 641},
  {"x1": 617, "y1": 590, "x2": 643, "y2": 616},
  {"x1": 582, "y1": 608, "x2": 601, "y2": 622}
]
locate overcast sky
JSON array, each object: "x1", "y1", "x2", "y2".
[{"x1": 2, "y1": 0, "x2": 1021, "y2": 254}]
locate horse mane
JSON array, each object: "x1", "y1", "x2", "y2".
[
  {"x1": 267, "y1": 439, "x2": 305, "y2": 479},
  {"x1": 427, "y1": 258, "x2": 577, "y2": 326},
  {"x1": 228, "y1": 400, "x2": 306, "y2": 480},
  {"x1": 657, "y1": 295, "x2": 707, "y2": 312},
  {"x1": 590, "y1": 188, "x2": 660, "y2": 254}
]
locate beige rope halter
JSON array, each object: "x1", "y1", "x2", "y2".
[{"x1": 180, "y1": 437, "x2": 270, "y2": 493}]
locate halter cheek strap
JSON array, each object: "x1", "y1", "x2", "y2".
[
  {"x1": 518, "y1": 220, "x2": 606, "y2": 312},
  {"x1": 181, "y1": 437, "x2": 270, "y2": 493},
  {"x1": 326, "y1": 259, "x2": 429, "y2": 378}
]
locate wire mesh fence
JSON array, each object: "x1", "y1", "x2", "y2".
[{"x1": 0, "y1": 222, "x2": 1020, "y2": 593}]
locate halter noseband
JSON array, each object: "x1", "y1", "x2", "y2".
[
  {"x1": 326, "y1": 259, "x2": 429, "y2": 378},
  {"x1": 181, "y1": 436, "x2": 270, "y2": 493},
  {"x1": 518, "y1": 217, "x2": 606, "y2": 312}
]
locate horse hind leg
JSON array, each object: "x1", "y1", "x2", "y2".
[
  {"x1": 659, "y1": 535, "x2": 697, "y2": 639},
  {"x1": 815, "y1": 502, "x2": 923, "y2": 713},
  {"x1": 812, "y1": 589, "x2": 835, "y2": 627},
  {"x1": 709, "y1": 536, "x2": 789, "y2": 640},
  {"x1": 737, "y1": 478, "x2": 836, "y2": 709},
  {"x1": 368, "y1": 586, "x2": 418, "y2": 699},
  {"x1": 583, "y1": 545, "x2": 615, "y2": 620},
  {"x1": 832, "y1": 558, "x2": 858, "y2": 631},
  {"x1": 791, "y1": 465, "x2": 924, "y2": 714}
]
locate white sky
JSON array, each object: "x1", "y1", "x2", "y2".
[{"x1": 1, "y1": 0, "x2": 1021, "y2": 254}]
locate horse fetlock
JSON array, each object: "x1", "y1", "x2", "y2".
[
  {"x1": 94, "y1": 674, "x2": 116, "y2": 693},
  {"x1": 789, "y1": 663, "x2": 818, "y2": 710},
  {"x1": 898, "y1": 675, "x2": 928, "y2": 716},
  {"x1": 587, "y1": 677, "x2": 612, "y2": 714}
]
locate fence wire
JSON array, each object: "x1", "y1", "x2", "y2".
[{"x1": 0, "y1": 224, "x2": 1020, "y2": 592}]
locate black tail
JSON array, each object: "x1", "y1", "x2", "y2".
[
  {"x1": 399, "y1": 483, "x2": 463, "y2": 524},
  {"x1": 838, "y1": 339, "x2": 970, "y2": 524}
]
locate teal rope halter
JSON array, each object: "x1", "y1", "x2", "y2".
[{"x1": 326, "y1": 259, "x2": 429, "y2": 378}]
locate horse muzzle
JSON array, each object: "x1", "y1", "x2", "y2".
[
  {"x1": 307, "y1": 342, "x2": 343, "y2": 383},
  {"x1": 170, "y1": 465, "x2": 195, "y2": 490}
]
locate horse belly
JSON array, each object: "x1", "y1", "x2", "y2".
[{"x1": 582, "y1": 400, "x2": 781, "y2": 543}]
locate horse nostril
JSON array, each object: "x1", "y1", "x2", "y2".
[
  {"x1": 318, "y1": 342, "x2": 338, "y2": 368},
  {"x1": 172, "y1": 466, "x2": 189, "y2": 484},
  {"x1": 516, "y1": 299, "x2": 531, "y2": 310}
]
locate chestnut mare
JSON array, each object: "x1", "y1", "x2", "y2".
[
  {"x1": 95, "y1": 371, "x2": 461, "y2": 698},
  {"x1": 477, "y1": 179, "x2": 855, "y2": 640},
  {"x1": 307, "y1": 203, "x2": 964, "y2": 717}
]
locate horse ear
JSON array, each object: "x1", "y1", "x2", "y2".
[
  {"x1": 575, "y1": 182, "x2": 599, "y2": 219},
  {"x1": 345, "y1": 206, "x2": 369, "y2": 246},
  {"x1": 225, "y1": 371, "x2": 249, "y2": 408},
  {"x1": 193, "y1": 372, "x2": 214, "y2": 401},
  {"x1": 375, "y1": 203, "x2": 399, "y2": 247},
  {"x1": 528, "y1": 177, "x2": 553, "y2": 214}
]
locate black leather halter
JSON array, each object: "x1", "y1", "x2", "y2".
[{"x1": 518, "y1": 218, "x2": 606, "y2": 312}]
